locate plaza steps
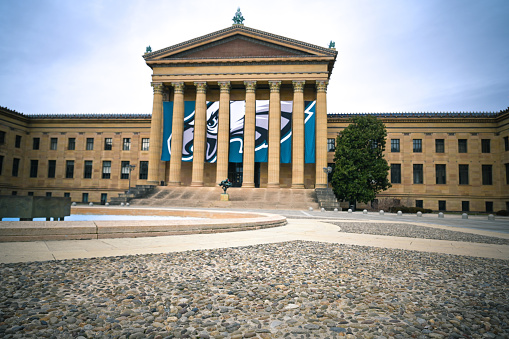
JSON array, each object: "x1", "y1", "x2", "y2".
[
  {"x1": 315, "y1": 188, "x2": 341, "y2": 211},
  {"x1": 109, "y1": 185, "x2": 156, "y2": 205},
  {"x1": 130, "y1": 187, "x2": 320, "y2": 210}
]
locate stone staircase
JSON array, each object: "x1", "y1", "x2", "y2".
[
  {"x1": 130, "y1": 187, "x2": 320, "y2": 210},
  {"x1": 315, "y1": 188, "x2": 341, "y2": 211},
  {"x1": 109, "y1": 185, "x2": 156, "y2": 205}
]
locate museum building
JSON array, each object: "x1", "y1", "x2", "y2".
[{"x1": 1, "y1": 23, "x2": 508, "y2": 213}]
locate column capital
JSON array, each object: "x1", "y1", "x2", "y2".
[
  {"x1": 151, "y1": 82, "x2": 164, "y2": 94},
  {"x1": 171, "y1": 82, "x2": 185, "y2": 94},
  {"x1": 316, "y1": 80, "x2": 328, "y2": 93},
  {"x1": 218, "y1": 81, "x2": 231, "y2": 93},
  {"x1": 244, "y1": 80, "x2": 257, "y2": 93},
  {"x1": 268, "y1": 80, "x2": 282, "y2": 92},
  {"x1": 194, "y1": 81, "x2": 207, "y2": 94},
  {"x1": 292, "y1": 80, "x2": 306, "y2": 92}
]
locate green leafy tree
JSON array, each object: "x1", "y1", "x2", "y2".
[{"x1": 331, "y1": 115, "x2": 391, "y2": 206}]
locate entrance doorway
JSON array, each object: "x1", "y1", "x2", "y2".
[{"x1": 228, "y1": 162, "x2": 243, "y2": 187}]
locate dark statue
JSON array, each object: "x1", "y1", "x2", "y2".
[
  {"x1": 329, "y1": 41, "x2": 335, "y2": 49},
  {"x1": 219, "y1": 179, "x2": 232, "y2": 194},
  {"x1": 146, "y1": 45, "x2": 152, "y2": 53},
  {"x1": 232, "y1": 7, "x2": 244, "y2": 25}
]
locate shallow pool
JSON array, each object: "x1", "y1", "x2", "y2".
[{"x1": 2, "y1": 215, "x2": 204, "y2": 221}]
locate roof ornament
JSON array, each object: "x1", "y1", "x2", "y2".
[
  {"x1": 329, "y1": 41, "x2": 335, "y2": 49},
  {"x1": 232, "y1": 7, "x2": 245, "y2": 25},
  {"x1": 145, "y1": 45, "x2": 152, "y2": 54}
]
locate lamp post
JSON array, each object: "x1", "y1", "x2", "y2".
[{"x1": 323, "y1": 166, "x2": 332, "y2": 188}]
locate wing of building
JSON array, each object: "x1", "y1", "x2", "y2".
[{"x1": 1, "y1": 23, "x2": 508, "y2": 213}]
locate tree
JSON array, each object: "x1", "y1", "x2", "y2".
[{"x1": 331, "y1": 115, "x2": 391, "y2": 206}]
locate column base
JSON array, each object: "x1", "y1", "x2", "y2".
[
  {"x1": 242, "y1": 182, "x2": 255, "y2": 188},
  {"x1": 167, "y1": 181, "x2": 181, "y2": 187},
  {"x1": 267, "y1": 183, "x2": 280, "y2": 188},
  {"x1": 291, "y1": 183, "x2": 305, "y2": 189},
  {"x1": 190, "y1": 182, "x2": 204, "y2": 187}
]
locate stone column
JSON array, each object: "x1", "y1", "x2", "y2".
[
  {"x1": 292, "y1": 80, "x2": 305, "y2": 188},
  {"x1": 168, "y1": 82, "x2": 185, "y2": 186},
  {"x1": 191, "y1": 82, "x2": 207, "y2": 187},
  {"x1": 267, "y1": 80, "x2": 282, "y2": 188},
  {"x1": 315, "y1": 80, "x2": 328, "y2": 188},
  {"x1": 216, "y1": 81, "x2": 231, "y2": 183},
  {"x1": 147, "y1": 82, "x2": 164, "y2": 185},
  {"x1": 242, "y1": 81, "x2": 257, "y2": 188}
]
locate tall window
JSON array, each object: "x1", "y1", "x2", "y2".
[
  {"x1": 141, "y1": 138, "x2": 150, "y2": 151},
  {"x1": 102, "y1": 161, "x2": 111, "y2": 179},
  {"x1": 391, "y1": 139, "x2": 400, "y2": 152},
  {"x1": 458, "y1": 139, "x2": 467, "y2": 153},
  {"x1": 82, "y1": 193, "x2": 89, "y2": 203},
  {"x1": 46, "y1": 192, "x2": 52, "y2": 197},
  {"x1": 505, "y1": 136, "x2": 509, "y2": 151},
  {"x1": 48, "y1": 160, "x2": 56, "y2": 178},
  {"x1": 15, "y1": 135, "x2": 22, "y2": 148},
  {"x1": 121, "y1": 161, "x2": 130, "y2": 179},
  {"x1": 68, "y1": 138, "x2": 76, "y2": 150},
  {"x1": 413, "y1": 139, "x2": 422, "y2": 153},
  {"x1": 0, "y1": 131, "x2": 5, "y2": 144},
  {"x1": 139, "y1": 161, "x2": 149, "y2": 179},
  {"x1": 459, "y1": 164, "x2": 469, "y2": 185},
  {"x1": 481, "y1": 139, "x2": 491, "y2": 153},
  {"x1": 506, "y1": 163, "x2": 509, "y2": 185},
  {"x1": 30, "y1": 160, "x2": 38, "y2": 178},
  {"x1": 12, "y1": 158, "x2": 20, "y2": 177},
  {"x1": 50, "y1": 138, "x2": 58, "y2": 150},
  {"x1": 33, "y1": 137, "x2": 40, "y2": 150},
  {"x1": 83, "y1": 160, "x2": 93, "y2": 179},
  {"x1": 482, "y1": 165, "x2": 492, "y2": 185},
  {"x1": 327, "y1": 138, "x2": 335, "y2": 152},
  {"x1": 462, "y1": 201, "x2": 470, "y2": 212},
  {"x1": 65, "y1": 160, "x2": 74, "y2": 179},
  {"x1": 485, "y1": 201, "x2": 493, "y2": 213},
  {"x1": 435, "y1": 164, "x2": 446, "y2": 184},
  {"x1": 104, "y1": 138, "x2": 113, "y2": 150},
  {"x1": 101, "y1": 193, "x2": 108, "y2": 205},
  {"x1": 390, "y1": 164, "x2": 401, "y2": 184},
  {"x1": 413, "y1": 164, "x2": 423, "y2": 184},
  {"x1": 86, "y1": 138, "x2": 94, "y2": 150},
  {"x1": 435, "y1": 139, "x2": 444, "y2": 153},
  {"x1": 123, "y1": 138, "x2": 131, "y2": 151},
  {"x1": 0, "y1": 155, "x2": 3, "y2": 175},
  {"x1": 416, "y1": 200, "x2": 423, "y2": 208},
  {"x1": 438, "y1": 200, "x2": 446, "y2": 211}
]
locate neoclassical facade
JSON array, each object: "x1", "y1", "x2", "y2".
[{"x1": 0, "y1": 24, "x2": 508, "y2": 213}]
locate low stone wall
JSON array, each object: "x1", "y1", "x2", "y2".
[{"x1": 0, "y1": 196, "x2": 71, "y2": 220}]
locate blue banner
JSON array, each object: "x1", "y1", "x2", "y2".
[
  {"x1": 255, "y1": 100, "x2": 269, "y2": 162},
  {"x1": 304, "y1": 101, "x2": 316, "y2": 163},
  {"x1": 161, "y1": 101, "x2": 196, "y2": 162},
  {"x1": 280, "y1": 101, "x2": 293, "y2": 164},
  {"x1": 229, "y1": 101, "x2": 245, "y2": 163}
]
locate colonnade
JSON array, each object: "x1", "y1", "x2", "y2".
[{"x1": 148, "y1": 80, "x2": 329, "y2": 189}]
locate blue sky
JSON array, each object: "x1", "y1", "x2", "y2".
[{"x1": 0, "y1": 0, "x2": 508, "y2": 114}]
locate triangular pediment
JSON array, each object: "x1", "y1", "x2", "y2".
[{"x1": 144, "y1": 25, "x2": 337, "y2": 61}]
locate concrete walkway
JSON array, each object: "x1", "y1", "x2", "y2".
[{"x1": 1, "y1": 217, "x2": 508, "y2": 264}]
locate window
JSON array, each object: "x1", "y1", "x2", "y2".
[
  {"x1": 50, "y1": 138, "x2": 58, "y2": 150},
  {"x1": 506, "y1": 163, "x2": 509, "y2": 185},
  {"x1": 327, "y1": 138, "x2": 335, "y2": 152},
  {"x1": 121, "y1": 161, "x2": 130, "y2": 179},
  {"x1": 485, "y1": 201, "x2": 493, "y2": 213},
  {"x1": 459, "y1": 164, "x2": 469, "y2": 185},
  {"x1": 481, "y1": 139, "x2": 491, "y2": 153},
  {"x1": 141, "y1": 138, "x2": 150, "y2": 151},
  {"x1": 458, "y1": 139, "x2": 467, "y2": 153},
  {"x1": 48, "y1": 160, "x2": 56, "y2": 178},
  {"x1": 12, "y1": 191, "x2": 17, "y2": 196},
  {"x1": 101, "y1": 193, "x2": 108, "y2": 205},
  {"x1": 139, "y1": 161, "x2": 149, "y2": 179},
  {"x1": 434, "y1": 139, "x2": 444, "y2": 153},
  {"x1": 83, "y1": 160, "x2": 93, "y2": 179},
  {"x1": 12, "y1": 158, "x2": 20, "y2": 177},
  {"x1": 104, "y1": 138, "x2": 113, "y2": 150},
  {"x1": 86, "y1": 138, "x2": 94, "y2": 150},
  {"x1": 82, "y1": 193, "x2": 89, "y2": 203},
  {"x1": 0, "y1": 131, "x2": 5, "y2": 144},
  {"x1": 0, "y1": 155, "x2": 3, "y2": 175},
  {"x1": 435, "y1": 164, "x2": 446, "y2": 184},
  {"x1": 102, "y1": 161, "x2": 111, "y2": 179},
  {"x1": 482, "y1": 165, "x2": 492, "y2": 185},
  {"x1": 462, "y1": 201, "x2": 470, "y2": 212},
  {"x1": 416, "y1": 200, "x2": 423, "y2": 208},
  {"x1": 46, "y1": 192, "x2": 52, "y2": 197},
  {"x1": 123, "y1": 138, "x2": 131, "y2": 151},
  {"x1": 33, "y1": 137, "x2": 40, "y2": 150},
  {"x1": 413, "y1": 139, "x2": 422, "y2": 153},
  {"x1": 15, "y1": 135, "x2": 22, "y2": 148},
  {"x1": 390, "y1": 164, "x2": 401, "y2": 184},
  {"x1": 65, "y1": 160, "x2": 74, "y2": 178},
  {"x1": 391, "y1": 139, "x2": 400, "y2": 152},
  {"x1": 438, "y1": 200, "x2": 446, "y2": 211},
  {"x1": 68, "y1": 138, "x2": 76, "y2": 150},
  {"x1": 413, "y1": 164, "x2": 423, "y2": 184},
  {"x1": 30, "y1": 160, "x2": 38, "y2": 178},
  {"x1": 64, "y1": 192, "x2": 70, "y2": 198},
  {"x1": 505, "y1": 136, "x2": 509, "y2": 151},
  {"x1": 28, "y1": 192, "x2": 34, "y2": 196}
]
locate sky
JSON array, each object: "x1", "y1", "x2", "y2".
[{"x1": 0, "y1": 0, "x2": 508, "y2": 115}]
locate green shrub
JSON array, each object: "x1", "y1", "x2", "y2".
[
  {"x1": 495, "y1": 210, "x2": 509, "y2": 216},
  {"x1": 388, "y1": 206, "x2": 432, "y2": 214}
]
